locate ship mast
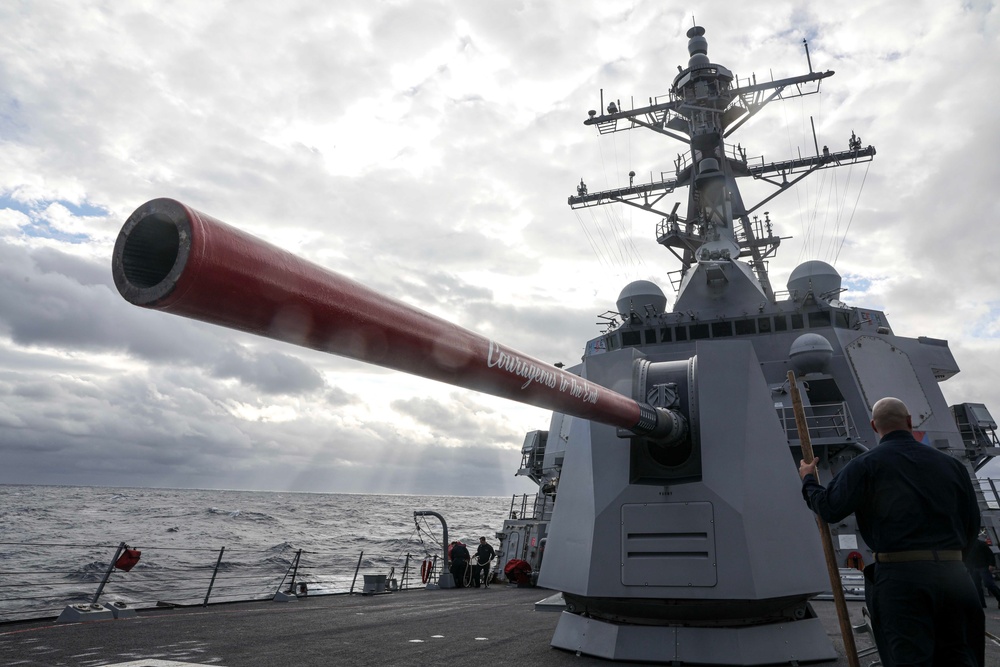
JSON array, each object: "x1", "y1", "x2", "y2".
[{"x1": 568, "y1": 26, "x2": 875, "y2": 309}]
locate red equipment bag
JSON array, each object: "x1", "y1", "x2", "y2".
[
  {"x1": 114, "y1": 548, "x2": 141, "y2": 572},
  {"x1": 503, "y1": 558, "x2": 532, "y2": 585}
]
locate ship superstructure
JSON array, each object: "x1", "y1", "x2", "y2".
[{"x1": 493, "y1": 25, "x2": 1000, "y2": 664}]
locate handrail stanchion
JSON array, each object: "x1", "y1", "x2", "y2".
[
  {"x1": 91, "y1": 541, "x2": 126, "y2": 604},
  {"x1": 287, "y1": 549, "x2": 302, "y2": 592},
  {"x1": 401, "y1": 554, "x2": 410, "y2": 591},
  {"x1": 349, "y1": 550, "x2": 364, "y2": 594},
  {"x1": 203, "y1": 546, "x2": 225, "y2": 606}
]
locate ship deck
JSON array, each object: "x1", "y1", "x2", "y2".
[{"x1": 2, "y1": 586, "x2": 999, "y2": 666}]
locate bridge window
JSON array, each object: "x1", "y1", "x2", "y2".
[
  {"x1": 791, "y1": 314, "x2": 805, "y2": 330},
  {"x1": 808, "y1": 312, "x2": 831, "y2": 327},
  {"x1": 622, "y1": 330, "x2": 641, "y2": 347},
  {"x1": 774, "y1": 316, "x2": 788, "y2": 331},
  {"x1": 736, "y1": 319, "x2": 757, "y2": 335},
  {"x1": 660, "y1": 327, "x2": 673, "y2": 343},
  {"x1": 675, "y1": 326, "x2": 689, "y2": 341},
  {"x1": 712, "y1": 322, "x2": 733, "y2": 337},
  {"x1": 757, "y1": 317, "x2": 772, "y2": 333},
  {"x1": 690, "y1": 324, "x2": 710, "y2": 339},
  {"x1": 644, "y1": 329, "x2": 657, "y2": 344}
]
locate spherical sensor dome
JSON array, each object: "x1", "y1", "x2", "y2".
[
  {"x1": 787, "y1": 260, "x2": 842, "y2": 299},
  {"x1": 789, "y1": 333, "x2": 834, "y2": 374},
  {"x1": 616, "y1": 280, "x2": 668, "y2": 318}
]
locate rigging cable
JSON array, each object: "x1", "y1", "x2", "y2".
[
  {"x1": 830, "y1": 155, "x2": 857, "y2": 263},
  {"x1": 803, "y1": 160, "x2": 834, "y2": 264},
  {"x1": 413, "y1": 515, "x2": 443, "y2": 557},
  {"x1": 812, "y1": 84, "x2": 826, "y2": 260},
  {"x1": 574, "y1": 209, "x2": 615, "y2": 271},
  {"x1": 604, "y1": 200, "x2": 648, "y2": 278},
  {"x1": 782, "y1": 91, "x2": 809, "y2": 263},
  {"x1": 389, "y1": 524, "x2": 420, "y2": 567},
  {"x1": 597, "y1": 125, "x2": 650, "y2": 279},
  {"x1": 606, "y1": 146, "x2": 650, "y2": 278},
  {"x1": 608, "y1": 132, "x2": 633, "y2": 270},
  {"x1": 593, "y1": 204, "x2": 626, "y2": 268},
  {"x1": 622, "y1": 120, "x2": 648, "y2": 276},
  {"x1": 805, "y1": 97, "x2": 831, "y2": 262},
  {"x1": 833, "y1": 161, "x2": 871, "y2": 264},
  {"x1": 821, "y1": 168, "x2": 837, "y2": 263},
  {"x1": 613, "y1": 128, "x2": 637, "y2": 273},
  {"x1": 594, "y1": 136, "x2": 629, "y2": 269}
]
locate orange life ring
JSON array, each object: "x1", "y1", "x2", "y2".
[
  {"x1": 421, "y1": 558, "x2": 433, "y2": 583},
  {"x1": 846, "y1": 550, "x2": 865, "y2": 570}
]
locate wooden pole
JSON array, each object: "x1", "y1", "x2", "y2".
[{"x1": 787, "y1": 370, "x2": 861, "y2": 667}]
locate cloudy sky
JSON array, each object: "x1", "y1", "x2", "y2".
[{"x1": 1, "y1": 1, "x2": 997, "y2": 496}]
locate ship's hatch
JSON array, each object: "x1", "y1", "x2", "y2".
[{"x1": 620, "y1": 502, "x2": 717, "y2": 587}]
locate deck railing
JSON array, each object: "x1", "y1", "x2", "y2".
[
  {"x1": 506, "y1": 493, "x2": 552, "y2": 522},
  {"x1": 776, "y1": 401, "x2": 857, "y2": 443},
  {"x1": 0, "y1": 540, "x2": 431, "y2": 624},
  {"x1": 978, "y1": 479, "x2": 1000, "y2": 510}
]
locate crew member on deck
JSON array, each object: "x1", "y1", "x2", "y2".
[
  {"x1": 449, "y1": 541, "x2": 471, "y2": 588},
  {"x1": 799, "y1": 397, "x2": 984, "y2": 666},
  {"x1": 473, "y1": 536, "x2": 496, "y2": 588},
  {"x1": 966, "y1": 537, "x2": 1000, "y2": 609}
]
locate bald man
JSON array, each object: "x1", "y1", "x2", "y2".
[{"x1": 799, "y1": 397, "x2": 983, "y2": 666}]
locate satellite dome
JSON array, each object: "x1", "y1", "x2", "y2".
[
  {"x1": 789, "y1": 333, "x2": 834, "y2": 375},
  {"x1": 787, "y1": 260, "x2": 842, "y2": 299},
  {"x1": 616, "y1": 280, "x2": 668, "y2": 318}
]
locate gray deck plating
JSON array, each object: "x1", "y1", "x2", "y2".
[{"x1": 2, "y1": 587, "x2": 999, "y2": 666}]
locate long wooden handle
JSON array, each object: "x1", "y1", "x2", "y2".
[{"x1": 788, "y1": 370, "x2": 860, "y2": 667}]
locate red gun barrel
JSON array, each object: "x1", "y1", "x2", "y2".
[{"x1": 112, "y1": 198, "x2": 679, "y2": 438}]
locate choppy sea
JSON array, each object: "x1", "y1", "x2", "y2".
[{"x1": 0, "y1": 485, "x2": 515, "y2": 622}]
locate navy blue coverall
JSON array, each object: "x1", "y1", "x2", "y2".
[
  {"x1": 449, "y1": 542, "x2": 471, "y2": 588},
  {"x1": 801, "y1": 430, "x2": 984, "y2": 666}
]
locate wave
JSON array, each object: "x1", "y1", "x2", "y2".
[
  {"x1": 0, "y1": 485, "x2": 515, "y2": 621},
  {"x1": 205, "y1": 507, "x2": 276, "y2": 523}
]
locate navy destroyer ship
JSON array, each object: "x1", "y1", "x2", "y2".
[{"x1": 102, "y1": 24, "x2": 1000, "y2": 666}]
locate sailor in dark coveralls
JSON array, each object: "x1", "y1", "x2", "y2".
[
  {"x1": 449, "y1": 541, "x2": 471, "y2": 588},
  {"x1": 473, "y1": 536, "x2": 496, "y2": 588},
  {"x1": 966, "y1": 538, "x2": 1000, "y2": 608},
  {"x1": 799, "y1": 397, "x2": 984, "y2": 667}
]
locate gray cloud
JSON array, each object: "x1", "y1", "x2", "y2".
[
  {"x1": 0, "y1": 1, "x2": 997, "y2": 496},
  {"x1": 212, "y1": 348, "x2": 325, "y2": 395}
]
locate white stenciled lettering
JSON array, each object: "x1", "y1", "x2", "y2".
[
  {"x1": 566, "y1": 377, "x2": 599, "y2": 404},
  {"x1": 487, "y1": 340, "x2": 558, "y2": 390},
  {"x1": 487, "y1": 340, "x2": 598, "y2": 404}
]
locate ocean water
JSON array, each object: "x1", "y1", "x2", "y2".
[{"x1": 0, "y1": 485, "x2": 515, "y2": 622}]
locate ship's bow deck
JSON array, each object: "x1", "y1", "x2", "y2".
[{"x1": 2, "y1": 587, "x2": 999, "y2": 666}]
